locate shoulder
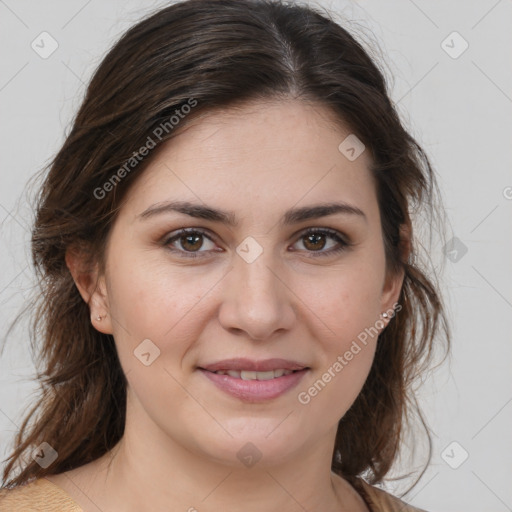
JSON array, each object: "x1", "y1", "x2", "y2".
[
  {"x1": 354, "y1": 478, "x2": 429, "y2": 512},
  {"x1": 0, "y1": 478, "x2": 83, "y2": 512}
]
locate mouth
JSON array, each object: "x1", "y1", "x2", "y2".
[
  {"x1": 197, "y1": 359, "x2": 310, "y2": 402},
  {"x1": 204, "y1": 368, "x2": 302, "y2": 380}
]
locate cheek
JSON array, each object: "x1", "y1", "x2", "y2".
[
  {"x1": 298, "y1": 258, "x2": 385, "y2": 347},
  {"x1": 294, "y1": 285, "x2": 379, "y2": 430},
  {"x1": 292, "y1": 253, "x2": 384, "y2": 417},
  {"x1": 106, "y1": 246, "x2": 225, "y2": 368},
  {"x1": 104, "y1": 254, "x2": 218, "y2": 431}
]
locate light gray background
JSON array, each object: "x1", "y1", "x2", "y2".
[{"x1": 1, "y1": 1, "x2": 511, "y2": 511}]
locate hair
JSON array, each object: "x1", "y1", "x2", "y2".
[{"x1": 2, "y1": 0, "x2": 450, "y2": 491}]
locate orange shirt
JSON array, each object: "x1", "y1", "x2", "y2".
[{"x1": 0, "y1": 477, "x2": 427, "y2": 511}]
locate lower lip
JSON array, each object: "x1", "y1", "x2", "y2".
[{"x1": 198, "y1": 368, "x2": 309, "y2": 402}]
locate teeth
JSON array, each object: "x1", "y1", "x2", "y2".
[
  {"x1": 213, "y1": 369, "x2": 295, "y2": 380},
  {"x1": 253, "y1": 370, "x2": 276, "y2": 381}
]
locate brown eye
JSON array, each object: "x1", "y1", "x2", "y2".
[
  {"x1": 179, "y1": 233, "x2": 204, "y2": 251},
  {"x1": 292, "y1": 228, "x2": 350, "y2": 257},
  {"x1": 302, "y1": 232, "x2": 328, "y2": 251},
  {"x1": 164, "y1": 228, "x2": 217, "y2": 258}
]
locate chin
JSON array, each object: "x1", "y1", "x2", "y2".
[{"x1": 190, "y1": 421, "x2": 308, "y2": 469}]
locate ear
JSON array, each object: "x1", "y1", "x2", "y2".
[
  {"x1": 65, "y1": 247, "x2": 113, "y2": 335},
  {"x1": 380, "y1": 267, "x2": 404, "y2": 318},
  {"x1": 379, "y1": 222, "x2": 411, "y2": 321}
]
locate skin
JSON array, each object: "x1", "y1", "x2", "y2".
[{"x1": 50, "y1": 99, "x2": 404, "y2": 512}]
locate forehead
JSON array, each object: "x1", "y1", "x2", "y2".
[{"x1": 120, "y1": 99, "x2": 377, "y2": 221}]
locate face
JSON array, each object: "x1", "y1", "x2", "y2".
[{"x1": 83, "y1": 99, "x2": 402, "y2": 467}]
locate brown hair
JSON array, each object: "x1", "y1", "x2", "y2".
[{"x1": 2, "y1": 0, "x2": 449, "y2": 490}]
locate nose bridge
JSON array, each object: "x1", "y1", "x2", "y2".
[
  {"x1": 234, "y1": 244, "x2": 283, "y2": 307},
  {"x1": 219, "y1": 240, "x2": 295, "y2": 339}
]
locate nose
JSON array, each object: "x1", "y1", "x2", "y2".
[{"x1": 218, "y1": 248, "x2": 296, "y2": 341}]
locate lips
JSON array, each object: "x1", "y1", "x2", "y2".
[
  {"x1": 197, "y1": 358, "x2": 310, "y2": 402},
  {"x1": 199, "y1": 357, "x2": 308, "y2": 373}
]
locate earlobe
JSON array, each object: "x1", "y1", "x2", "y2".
[
  {"x1": 65, "y1": 247, "x2": 113, "y2": 334},
  {"x1": 379, "y1": 221, "x2": 410, "y2": 325},
  {"x1": 377, "y1": 276, "x2": 402, "y2": 336},
  {"x1": 88, "y1": 286, "x2": 113, "y2": 334},
  {"x1": 91, "y1": 308, "x2": 113, "y2": 334}
]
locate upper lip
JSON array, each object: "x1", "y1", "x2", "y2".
[{"x1": 199, "y1": 358, "x2": 309, "y2": 372}]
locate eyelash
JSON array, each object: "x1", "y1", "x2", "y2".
[{"x1": 162, "y1": 227, "x2": 352, "y2": 259}]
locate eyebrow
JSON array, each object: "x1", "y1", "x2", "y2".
[{"x1": 137, "y1": 200, "x2": 367, "y2": 226}]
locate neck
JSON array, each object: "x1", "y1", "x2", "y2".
[{"x1": 67, "y1": 393, "x2": 368, "y2": 512}]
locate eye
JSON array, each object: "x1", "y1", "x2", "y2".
[
  {"x1": 163, "y1": 228, "x2": 218, "y2": 258},
  {"x1": 163, "y1": 227, "x2": 351, "y2": 259},
  {"x1": 291, "y1": 228, "x2": 351, "y2": 257}
]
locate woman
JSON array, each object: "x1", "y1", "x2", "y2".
[{"x1": 0, "y1": 0, "x2": 449, "y2": 510}]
